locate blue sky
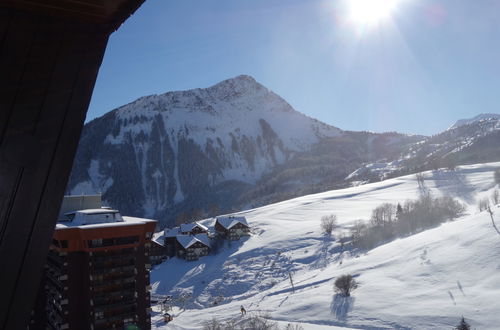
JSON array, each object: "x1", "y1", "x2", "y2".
[{"x1": 88, "y1": 0, "x2": 500, "y2": 135}]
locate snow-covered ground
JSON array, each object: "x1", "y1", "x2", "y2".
[{"x1": 150, "y1": 162, "x2": 500, "y2": 329}]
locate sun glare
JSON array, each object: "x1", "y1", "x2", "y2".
[{"x1": 347, "y1": 0, "x2": 399, "y2": 26}]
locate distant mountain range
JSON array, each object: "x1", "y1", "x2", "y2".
[
  {"x1": 449, "y1": 113, "x2": 500, "y2": 130},
  {"x1": 67, "y1": 75, "x2": 500, "y2": 226}
]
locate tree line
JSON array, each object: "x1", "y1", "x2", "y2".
[{"x1": 351, "y1": 194, "x2": 465, "y2": 250}]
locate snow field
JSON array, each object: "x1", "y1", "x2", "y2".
[{"x1": 151, "y1": 162, "x2": 500, "y2": 329}]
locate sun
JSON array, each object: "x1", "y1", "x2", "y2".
[{"x1": 346, "y1": 0, "x2": 400, "y2": 26}]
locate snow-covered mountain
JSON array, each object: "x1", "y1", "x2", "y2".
[
  {"x1": 347, "y1": 115, "x2": 500, "y2": 182},
  {"x1": 68, "y1": 75, "x2": 500, "y2": 224},
  {"x1": 449, "y1": 113, "x2": 500, "y2": 130},
  {"x1": 68, "y1": 76, "x2": 344, "y2": 221},
  {"x1": 150, "y1": 162, "x2": 500, "y2": 329},
  {"x1": 68, "y1": 75, "x2": 417, "y2": 224}
]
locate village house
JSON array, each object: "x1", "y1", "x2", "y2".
[
  {"x1": 164, "y1": 227, "x2": 181, "y2": 257},
  {"x1": 175, "y1": 234, "x2": 210, "y2": 261},
  {"x1": 179, "y1": 221, "x2": 209, "y2": 235},
  {"x1": 215, "y1": 216, "x2": 250, "y2": 240},
  {"x1": 150, "y1": 238, "x2": 168, "y2": 265}
]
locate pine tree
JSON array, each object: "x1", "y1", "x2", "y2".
[{"x1": 455, "y1": 316, "x2": 471, "y2": 330}]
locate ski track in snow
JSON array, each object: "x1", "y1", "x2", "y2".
[{"x1": 150, "y1": 162, "x2": 500, "y2": 329}]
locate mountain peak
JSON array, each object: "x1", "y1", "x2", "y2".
[{"x1": 203, "y1": 74, "x2": 264, "y2": 97}]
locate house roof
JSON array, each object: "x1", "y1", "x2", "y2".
[
  {"x1": 216, "y1": 216, "x2": 249, "y2": 230},
  {"x1": 180, "y1": 222, "x2": 208, "y2": 233},
  {"x1": 152, "y1": 231, "x2": 165, "y2": 245},
  {"x1": 55, "y1": 213, "x2": 156, "y2": 229},
  {"x1": 165, "y1": 227, "x2": 180, "y2": 238},
  {"x1": 57, "y1": 208, "x2": 122, "y2": 227},
  {"x1": 176, "y1": 234, "x2": 210, "y2": 249},
  {"x1": 194, "y1": 233, "x2": 210, "y2": 247}
]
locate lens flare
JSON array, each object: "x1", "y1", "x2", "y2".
[{"x1": 347, "y1": 0, "x2": 399, "y2": 26}]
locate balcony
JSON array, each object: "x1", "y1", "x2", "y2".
[
  {"x1": 91, "y1": 264, "x2": 136, "y2": 276},
  {"x1": 92, "y1": 294, "x2": 135, "y2": 308},
  {"x1": 91, "y1": 276, "x2": 136, "y2": 289}
]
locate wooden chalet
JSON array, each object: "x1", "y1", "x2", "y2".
[
  {"x1": 179, "y1": 221, "x2": 209, "y2": 235},
  {"x1": 175, "y1": 234, "x2": 210, "y2": 261},
  {"x1": 149, "y1": 239, "x2": 168, "y2": 265},
  {"x1": 215, "y1": 216, "x2": 250, "y2": 240},
  {"x1": 164, "y1": 227, "x2": 181, "y2": 257}
]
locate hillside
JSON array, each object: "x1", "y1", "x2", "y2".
[
  {"x1": 67, "y1": 75, "x2": 417, "y2": 225},
  {"x1": 150, "y1": 162, "x2": 500, "y2": 329},
  {"x1": 348, "y1": 116, "x2": 500, "y2": 182}
]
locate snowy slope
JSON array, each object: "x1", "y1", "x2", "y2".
[
  {"x1": 449, "y1": 113, "x2": 500, "y2": 130},
  {"x1": 150, "y1": 162, "x2": 500, "y2": 329},
  {"x1": 347, "y1": 116, "x2": 500, "y2": 182}
]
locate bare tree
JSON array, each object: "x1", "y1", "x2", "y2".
[
  {"x1": 491, "y1": 189, "x2": 499, "y2": 205},
  {"x1": 416, "y1": 172, "x2": 425, "y2": 188},
  {"x1": 334, "y1": 274, "x2": 358, "y2": 297},
  {"x1": 176, "y1": 292, "x2": 192, "y2": 310},
  {"x1": 203, "y1": 318, "x2": 225, "y2": 330},
  {"x1": 350, "y1": 220, "x2": 368, "y2": 249},
  {"x1": 243, "y1": 315, "x2": 279, "y2": 330},
  {"x1": 478, "y1": 197, "x2": 490, "y2": 212},
  {"x1": 321, "y1": 214, "x2": 338, "y2": 235},
  {"x1": 370, "y1": 203, "x2": 396, "y2": 227}
]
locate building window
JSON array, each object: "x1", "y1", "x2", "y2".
[
  {"x1": 88, "y1": 239, "x2": 103, "y2": 248},
  {"x1": 60, "y1": 240, "x2": 68, "y2": 248},
  {"x1": 115, "y1": 236, "x2": 139, "y2": 245},
  {"x1": 88, "y1": 236, "x2": 139, "y2": 248}
]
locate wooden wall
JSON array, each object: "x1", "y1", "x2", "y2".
[{"x1": 0, "y1": 7, "x2": 110, "y2": 329}]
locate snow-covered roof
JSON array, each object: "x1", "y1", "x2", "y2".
[
  {"x1": 176, "y1": 234, "x2": 210, "y2": 249},
  {"x1": 71, "y1": 208, "x2": 119, "y2": 215},
  {"x1": 58, "y1": 208, "x2": 122, "y2": 226},
  {"x1": 194, "y1": 233, "x2": 210, "y2": 247},
  {"x1": 216, "y1": 216, "x2": 249, "y2": 230},
  {"x1": 152, "y1": 231, "x2": 165, "y2": 245},
  {"x1": 165, "y1": 227, "x2": 180, "y2": 237},
  {"x1": 180, "y1": 222, "x2": 208, "y2": 233},
  {"x1": 56, "y1": 213, "x2": 156, "y2": 229}
]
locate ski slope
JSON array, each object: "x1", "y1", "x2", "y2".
[{"x1": 150, "y1": 162, "x2": 500, "y2": 329}]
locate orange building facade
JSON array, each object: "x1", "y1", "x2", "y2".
[{"x1": 32, "y1": 209, "x2": 156, "y2": 330}]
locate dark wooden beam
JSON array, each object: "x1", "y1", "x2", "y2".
[
  {"x1": 0, "y1": 1, "x2": 145, "y2": 328},
  {"x1": 1, "y1": 0, "x2": 146, "y2": 29}
]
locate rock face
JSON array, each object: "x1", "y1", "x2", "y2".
[{"x1": 68, "y1": 75, "x2": 343, "y2": 223}]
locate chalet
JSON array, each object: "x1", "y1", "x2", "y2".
[
  {"x1": 175, "y1": 234, "x2": 210, "y2": 261},
  {"x1": 150, "y1": 238, "x2": 168, "y2": 265},
  {"x1": 164, "y1": 227, "x2": 181, "y2": 257},
  {"x1": 215, "y1": 216, "x2": 250, "y2": 240},
  {"x1": 180, "y1": 222, "x2": 209, "y2": 235}
]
